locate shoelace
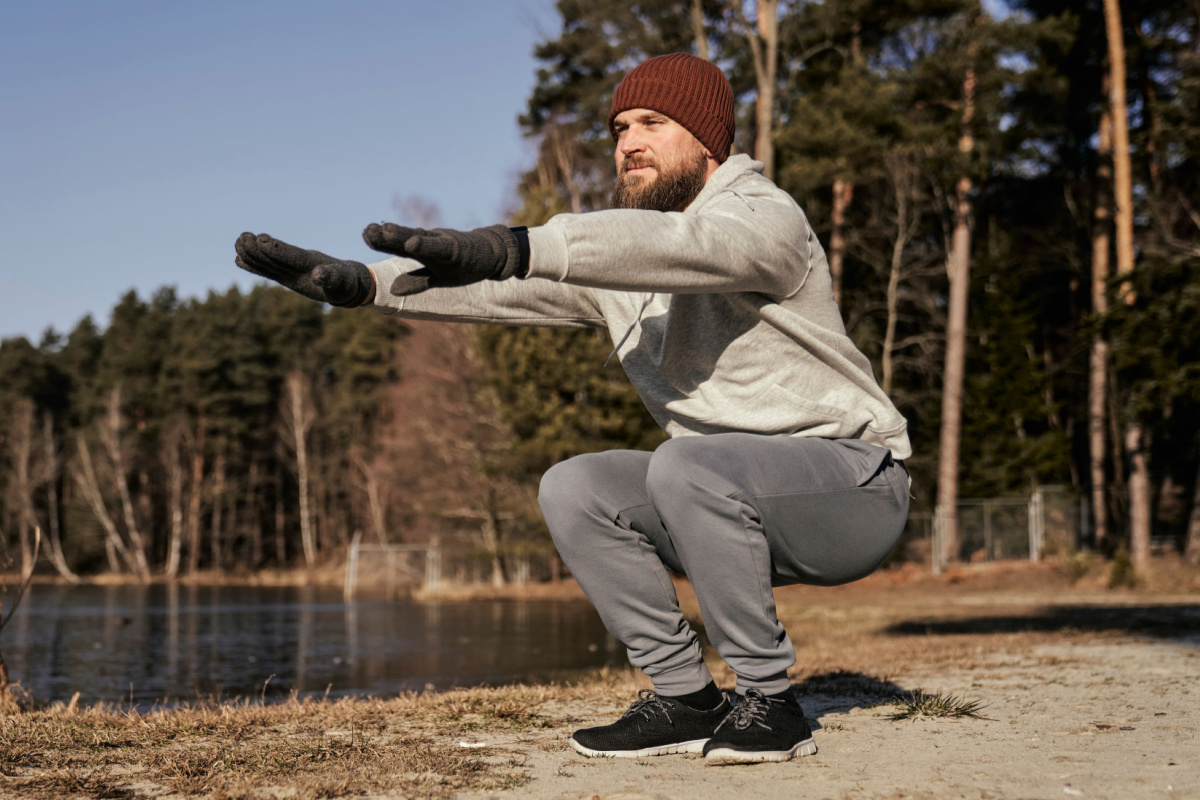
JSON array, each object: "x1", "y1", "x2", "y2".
[
  {"x1": 716, "y1": 689, "x2": 779, "y2": 732},
  {"x1": 619, "y1": 689, "x2": 675, "y2": 725}
]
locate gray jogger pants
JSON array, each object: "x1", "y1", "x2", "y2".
[{"x1": 538, "y1": 433, "x2": 910, "y2": 696}]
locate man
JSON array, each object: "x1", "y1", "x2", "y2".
[{"x1": 235, "y1": 52, "x2": 911, "y2": 766}]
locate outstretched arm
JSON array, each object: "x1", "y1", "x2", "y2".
[
  {"x1": 364, "y1": 190, "x2": 813, "y2": 300},
  {"x1": 234, "y1": 232, "x2": 375, "y2": 308}
]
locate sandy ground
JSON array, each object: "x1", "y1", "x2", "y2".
[
  {"x1": 449, "y1": 570, "x2": 1200, "y2": 800},
  {"x1": 3, "y1": 561, "x2": 1198, "y2": 800}
]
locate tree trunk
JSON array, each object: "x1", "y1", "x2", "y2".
[
  {"x1": 10, "y1": 401, "x2": 36, "y2": 575},
  {"x1": 285, "y1": 372, "x2": 317, "y2": 567},
  {"x1": 186, "y1": 418, "x2": 206, "y2": 573},
  {"x1": 163, "y1": 426, "x2": 184, "y2": 579},
  {"x1": 210, "y1": 444, "x2": 226, "y2": 571},
  {"x1": 248, "y1": 459, "x2": 262, "y2": 569},
  {"x1": 1090, "y1": 103, "x2": 1113, "y2": 550},
  {"x1": 1125, "y1": 423, "x2": 1152, "y2": 566},
  {"x1": 1103, "y1": 0, "x2": 1150, "y2": 567},
  {"x1": 41, "y1": 413, "x2": 80, "y2": 582},
  {"x1": 356, "y1": 453, "x2": 388, "y2": 544},
  {"x1": 745, "y1": 0, "x2": 779, "y2": 180},
  {"x1": 935, "y1": 47, "x2": 978, "y2": 566},
  {"x1": 882, "y1": 154, "x2": 917, "y2": 396},
  {"x1": 830, "y1": 178, "x2": 854, "y2": 308},
  {"x1": 690, "y1": 0, "x2": 709, "y2": 60},
  {"x1": 75, "y1": 434, "x2": 137, "y2": 574},
  {"x1": 100, "y1": 387, "x2": 150, "y2": 579}
]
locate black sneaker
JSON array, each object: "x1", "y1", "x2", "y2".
[
  {"x1": 703, "y1": 689, "x2": 818, "y2": 765},
  {"x1": 570, "y1": 689, "x2": 731, "y2": 758}
]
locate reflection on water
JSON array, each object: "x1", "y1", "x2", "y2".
[{"x1": 6, "y1": 584, "x2": 623, "y2": 707}]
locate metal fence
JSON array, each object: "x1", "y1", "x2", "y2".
[{"x1": 931, "y1": 485, "x2": 1083, "y2": 573}]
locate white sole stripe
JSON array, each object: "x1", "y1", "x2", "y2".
[
  {"x1": 704, "y1": 737, "x2": 818, "y2": 765},
  {"x1": 569, "y1": 736, "x2": 710, "y2": 758}
]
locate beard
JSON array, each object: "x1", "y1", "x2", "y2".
[{"x1": 610, "y1": 147, "x2": 709, "y2": 212}]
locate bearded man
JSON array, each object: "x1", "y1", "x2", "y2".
[{"x1": 235, "y1": 53, "x2": 911, "y2": 766}]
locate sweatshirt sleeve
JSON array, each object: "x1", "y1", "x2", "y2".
[
  {"x1": 368, "y1": 256, "x2": 606, "y2": 329},
  {"x1": 525, "y1": 189, "x2": 813, "y2": 297}
]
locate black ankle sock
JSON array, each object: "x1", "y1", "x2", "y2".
[{"x1": 666, "y1": 681, "x2": 724, "y2": 711}]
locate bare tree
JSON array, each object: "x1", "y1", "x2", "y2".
[
  {"x1": 1090, "y1": 92, "x2": 1113, "y2": 549},
  {"x1": 186, "y1": 418, "x2": 206, "y2": 573},
  {"x1": 691, "y1": 0, "x2": 710, "y2": 60},
  {"x1": 934, "y1": 5, "x2": 981, "y2": 565},
  {"x1": 7, "y1": 401, "x2": 38, "y2": 575},
  {"x1": 162, "y1": 423, "x2": 186, "y2": 578},
  {"x1": 740, "y1": 0, "x2": 780, "y2": 180},
  {"x1": 98, "y1": 386, "x2": 151, "y2": 577},
  {"x1": 1102, "y1": 0, "x2": 1151, "y2": 568},
  {"x1": 386, "y1": 322, "x2": 528, "y2": 586},
  {"x1": 353, "y1": 448, "x2": 389, "y2": 544},
  {"x1": 74, "y1": 434, "x2": 140, "y2": 576},
  {"x1": 281, "y1": 371, "x2": 318, "y2": 567},
  {"x1": 40, "y1": 412, "x2": 80, "y2": 582},
  {"x1": 880, "y1": 153, "x2": 922, "y2": 395},
  {"x1": 393, "y1": 195, "x2": 442, "y2": 229}
]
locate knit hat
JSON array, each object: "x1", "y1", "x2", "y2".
[{"x1": 609, "y1": 53, "x2": 736, "y2": 163}]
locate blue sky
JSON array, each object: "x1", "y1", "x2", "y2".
[{"x1": 0, "y1": 0, "x2": 556, "y2": 341}]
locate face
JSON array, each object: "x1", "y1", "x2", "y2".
[{"x1": 611, "y1": 108, "x2": 719, "y2": 211}]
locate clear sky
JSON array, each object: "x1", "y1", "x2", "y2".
[{"x1": 0, "y1": 0, "x2": 556, "y2": 342}]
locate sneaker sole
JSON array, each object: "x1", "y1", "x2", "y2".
[
  {"x1": 569, "y1": 736, "x2": 709, "y2": 758},
  {"x1": 703, "y1": 737, "x2": 817, "y2": 765}
]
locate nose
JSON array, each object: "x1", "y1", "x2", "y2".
[{"x1": 618, "y1": 127, "x2": 646, "y2": 156}]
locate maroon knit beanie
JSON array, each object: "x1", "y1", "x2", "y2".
[{"x1": 609, "y1": 53, "x2": 736, "y2": 163}]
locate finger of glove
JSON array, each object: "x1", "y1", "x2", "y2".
[
  {"x1": 236, "y1": 233, "x2": 317, "y2": 283},
  {"x1": 235, "y1": 240, "x2": 296, "y2": 284},
  {"x1": 405, "y1": 230, "x2": 462, "y2": 265},
  {"x1": 234, "y1": 251, "x2": 271, "y2": 279},
  {"x1": 390, "y1": 269, "x2": 431, "y2": 297},
  {"x1": 364, "y1": 223, "x2": 423, "y2": 256}
]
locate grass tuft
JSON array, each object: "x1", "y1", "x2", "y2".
[{"x1": 886, "y1": 689, "x2": 989, "y2": 721}]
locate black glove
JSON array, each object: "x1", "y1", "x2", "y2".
[
  {"x1": 234, "y1": 232, "x2": 374, "y2": 308},
  {"x1": 362, "y1": 223, "x2": 529, "y2": 296}
]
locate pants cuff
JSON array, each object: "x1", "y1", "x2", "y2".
[
  {"x1": 735, "y1": 671, "x2": 791, "y2": 696},
  {"x1": 648, "y1": 660, "x2": 714, "y2": 696}
]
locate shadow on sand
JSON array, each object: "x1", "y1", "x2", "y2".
[
  {"x1": 882, "y1": 603, "x2": 1200, "y2": 642},
  {"x1": 788, "y1": 671, "x2": 908, "y2": 724}
]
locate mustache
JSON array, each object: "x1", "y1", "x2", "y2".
[{"x1": 620, "y1": 155, "x2": 656, "y2": 174}]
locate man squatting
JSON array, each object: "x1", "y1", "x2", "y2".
[{"x1": 235, "y1": 53, "x2": 911, "y2": 766}]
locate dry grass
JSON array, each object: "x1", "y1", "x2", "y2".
[
  {"x1": 884, "y1": 689, "x2": 990, "y2": 721},
  {"x1": 0, "y1": 685, "x2": 598, "y2": 799},
  {"x1": 4, "y1": 559, "x2": 1197, "y2": 799}
]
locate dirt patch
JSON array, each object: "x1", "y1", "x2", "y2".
[{"x1": 2, "y1": 561, "x2": 1198, "y2": 799}]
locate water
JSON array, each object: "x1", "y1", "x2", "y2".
[{"x1": 3, "y1": 584, "x2": 624, "y2": 707}]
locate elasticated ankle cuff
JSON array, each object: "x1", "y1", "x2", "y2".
[
  {"x1": 648, "y1": 660, "x2": 714, "y2": 696},
  {"x1": 735, "y1": 671, "x2": 791, "y2": 697}
]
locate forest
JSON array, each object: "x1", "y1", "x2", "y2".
[{"x1": 2, "y1": 0, "x2": 1198, "y2": 583}]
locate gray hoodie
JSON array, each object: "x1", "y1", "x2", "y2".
[{"x1": 369, "y1": 154, "x2": 911, "y2": 460}]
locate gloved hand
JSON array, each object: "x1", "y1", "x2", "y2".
[
  {"x1": 234, "y1": 232, "x2": 374, "y2": 308},
  {"x1": 362, "y1": 223, "x2": 528, "y2": 296}
]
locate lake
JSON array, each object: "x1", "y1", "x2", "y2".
[{"x1": 3, "y1": 584, "x2": 624, "y2": 708}]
